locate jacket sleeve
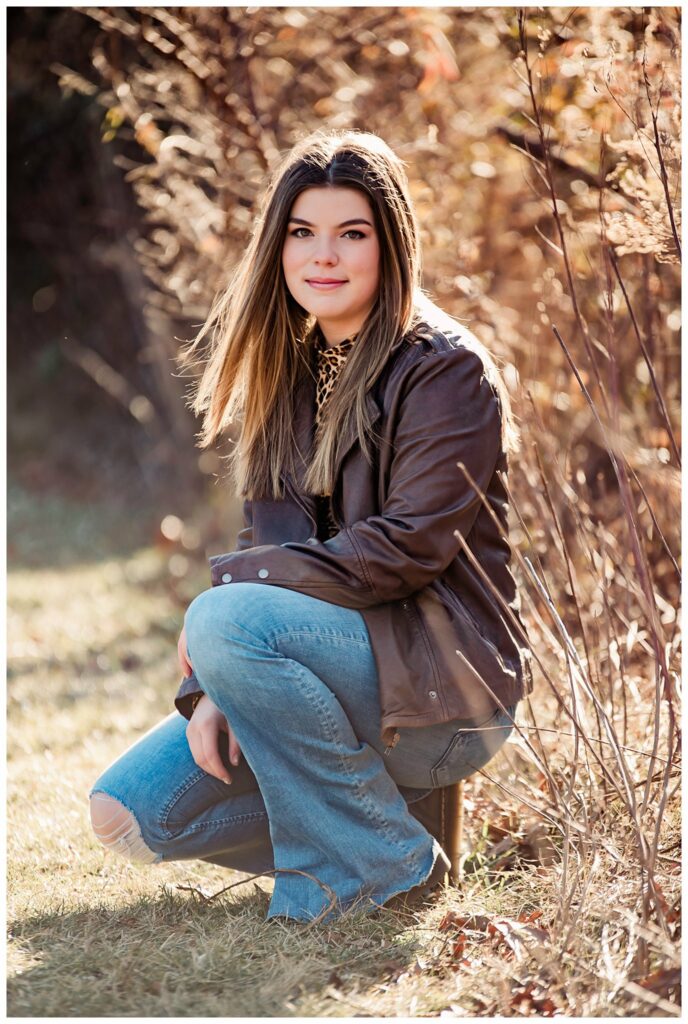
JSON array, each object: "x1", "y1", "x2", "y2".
[
  {"x1": 206, "y1": 346, "x2": 503, "y2": 610},
  {"x1": 174, "y1": 499, "x2": 254, "y2": 719}
]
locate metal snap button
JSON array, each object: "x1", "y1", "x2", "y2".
[
  {"x1": 428, "y1": 690, "x2": 438, "y2": 699},
  {"x1": 258, "y1": 568, "x2": 269, "y2": 579},
  {"x1": 221, "y1": 572, "x2": 233, "y2": 583}
]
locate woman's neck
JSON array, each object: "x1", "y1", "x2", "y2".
[{"x1": 316, "y1": 323, "x2": 358, "y2": 349}]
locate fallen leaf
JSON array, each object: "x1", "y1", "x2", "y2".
[
  {"x1": 439, "y1": 911, "x2": 491, "y2": 933},
  {"x1": 650, "y1": 883, "x2": 680, "y2": 925},
  {"x1": 519, "y1": 908, "x2": 544, "y2": 923},
  {"x1": 488, "y1": 916, "x2": 551, "y2": 961},
  {"x1": 378, "y1": 960, "x2": 407, "y2": 979},
  {"x1": 637, "y1": 966, "x2": 681, "y2": 999},
  {"x1": 485, "y1": 811, "x2": 521, "y2": 840},
  {"x1": 511, "y1": 982, "x2": 559, "y2": 1016}
]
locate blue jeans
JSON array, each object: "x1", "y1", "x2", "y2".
[{"x1": 90, "y1": 583, "x2": 516, "y2": 922}]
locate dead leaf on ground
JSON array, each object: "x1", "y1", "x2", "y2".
[
  {"x1": 439, "y1": 911, "x2": 491, "y2": 933},
  {"x1": 650, "y1": 882, "x2": 681, "y2": 926},
  {"x1": 487, "y1": 916, "x2": 551, "y2": 962},
  {"x1": 510, "y1": 982, "x2": 559, "y2": 1016},
  {"x1": 484, "y1": 811, "x2": 521, "y2": 840},
  {"x1": 485, "y1": 819, "x2": 559, "y2": 871},
  {"x1": 637, "y1": 966, "x2": 681, "y2": 1000}
]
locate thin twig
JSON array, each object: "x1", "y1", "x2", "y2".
[{"x1": 175, "y1": 867, "x2": 339, "y2": 928}]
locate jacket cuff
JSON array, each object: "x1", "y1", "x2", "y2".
[
  {"x1": 207, "y1": 533, "x2": 375, "y2": 606},
  {"x1": 174, "y1": 670, "x2": 204, "y2": 721},
  {"x1": 209, "y1": 551, "x2": 240, "y2": 587}
]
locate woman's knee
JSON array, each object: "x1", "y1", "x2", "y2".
[
  {"x1": 184, "y1": 583, "x2": 270, "y2": 666},
  {"x1": 185, "y1": 585, "x2": 234, "y2": 649},
  {"x1": 89, "y1": 792, "x2": 160, "y2": 865}
]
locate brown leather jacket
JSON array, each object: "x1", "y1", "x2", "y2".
[{"x1": 175, "y1": 321, "x2": 533, "y2": 747}]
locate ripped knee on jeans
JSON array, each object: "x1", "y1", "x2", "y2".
[{"x1": 89, "y1": 792, "x2": 159, "y2": 865}]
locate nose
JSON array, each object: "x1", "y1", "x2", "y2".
[{"x1": 313, "y1": 236, "x2": 338, "y2": 266}]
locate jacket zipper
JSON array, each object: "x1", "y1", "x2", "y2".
[
  {"x1": 439, "y1": 581, "x2": 501, "y2": 657},
  {"x1": 399, "y1": 595, "x2": 445, "y2": 719},
  {"x1": 327, "y1": 491, "x2": 342, "y2": 531},
  {"x1": 383, "y1": 732, "x2": 400, "y2": 756}
]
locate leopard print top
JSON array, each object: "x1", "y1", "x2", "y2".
[
  {"x1": 315, "y1": 336, "x2": 355, "y2": 424},
  {"x1": 313, "y1": 328, "x2": 356, "y2": 538}
]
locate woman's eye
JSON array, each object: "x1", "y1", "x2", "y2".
[{"x1": 288, "y1": 228, "x2": 366, "y2": 239}]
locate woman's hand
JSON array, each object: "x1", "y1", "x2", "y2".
[
  {"x1": 178, "y1": 624, "x2": 193, "y2": 678},
  {"x1": 186, "y1": 694, "x2": 243, "y2": 785},
  {"x1": 178, "y1": 625, "x2": 242, "y2": 783}
]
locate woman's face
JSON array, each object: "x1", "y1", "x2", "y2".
[{"x1": 282, "y1": 186, "x2": 381, "y2": 346}]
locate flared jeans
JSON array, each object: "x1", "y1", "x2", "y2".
[{"x1": 90, "y1": 583, "x2": 516, "y2": 922}]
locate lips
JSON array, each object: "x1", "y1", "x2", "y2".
[{"x1": 306, "y1": 278, "x2": 348, "y2": 291}]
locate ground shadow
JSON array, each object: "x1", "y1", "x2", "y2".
[{"x1": 8, "y1": 884, "x2": 420, "y2": 1017}]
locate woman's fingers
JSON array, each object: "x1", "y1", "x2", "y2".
[
  {"x1": 178, "y1": 624, "x2": 193, "y2": 677},
  {"x1": 185, "y1": 693, "x2": 240, "y2": 782},
  {"x1": 200, "y1": 726, "x2": 232, "y2": 784},
  {"x1": 228, "y1": 726, "x2": 242, "y2": 767},
  {"x1": 186, "y1": 718, "x2": 232, "y2": 785}
]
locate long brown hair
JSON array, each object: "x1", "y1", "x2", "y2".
[{"x1": 179, "y1": 129, "x2": 518, "y2": 499}]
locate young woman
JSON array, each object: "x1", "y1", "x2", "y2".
[{"x1": 89, "y1": 130, "x2": 532, "y2": 923}]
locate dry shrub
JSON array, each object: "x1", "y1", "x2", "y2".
[{"x1": 452, "y1": 8, "x2": 680, "y2": 1008}]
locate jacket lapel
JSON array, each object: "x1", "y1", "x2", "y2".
[{"x1": 334, "y1": 391, "x2": 383, "y2": 474}]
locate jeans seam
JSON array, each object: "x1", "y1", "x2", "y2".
[
  {"x1": 165, "y1": 811, "x2": 269, "y2": 840},
  {"x1": 290, "y1": 665, "x2": 415, "y2": 858},
  {"x1": 429, "y1": 732, "x2": 466, "y2": 787},
  {"x1": 194, "y1": 618, "x2": 369, "y2": 657},
  {"x1": 273, "y1": 629, "x2": 370, "y2": 646},
  {"x1": 159, "y1": 768, "x2": 210, "y2": 837}
]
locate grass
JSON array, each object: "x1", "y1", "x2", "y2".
[{"x1": 6, "y1": 482, "x2": 680, "y2": 1017}]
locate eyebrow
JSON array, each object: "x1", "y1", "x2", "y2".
[{"x1": 288, "y1": 217, "x2": 373, "y2": 228}]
